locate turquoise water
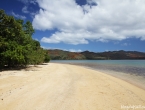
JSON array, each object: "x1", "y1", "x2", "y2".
[
  {"x1": 51, "y1": 60, "x2": 145, "y2": 68},
  {"x1": 51, "y1": 60, "x2": 145, "y2": 76}
]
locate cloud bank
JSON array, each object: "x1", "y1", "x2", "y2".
[
  {"x1": 41, "y1": 46, "x2": 82, "y2": 52},
  {"x1": 32, "y1": 0, "x2": 145, "y2": 45}
]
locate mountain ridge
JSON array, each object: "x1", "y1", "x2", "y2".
[{"x1": 48, "y1": 49, "x2": 145, "y2": 60}]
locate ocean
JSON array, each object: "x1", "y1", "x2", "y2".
[{"x1": 51, "y1": 60, "x2": 145, "y2": 89}]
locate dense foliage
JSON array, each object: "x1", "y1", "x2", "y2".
[{"x1": 0, "y1": 9, "x2": 50, "y2": 68}]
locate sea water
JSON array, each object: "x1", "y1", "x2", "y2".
[{"x1": 51, "y1": 60, "x2": 145, "y2": 89}]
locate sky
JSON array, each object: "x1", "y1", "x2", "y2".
[{"x1": 1, "y1": 0, "x2": 145, "y2": 52}]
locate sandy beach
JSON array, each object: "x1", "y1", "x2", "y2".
[{"x1": 0, "y1": 63, "x2": 145, "y2": 110}]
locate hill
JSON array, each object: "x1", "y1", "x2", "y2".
[
  {"x1": 48, "y1": 49, "x2": 86, "y2": 60},
  {"x1": 48, "y1": 49, "x2": 145, "y2": 60}
]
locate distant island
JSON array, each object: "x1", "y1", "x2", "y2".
[{"x1": 48, "y1": 49, "x2": 145, "y2": 60}]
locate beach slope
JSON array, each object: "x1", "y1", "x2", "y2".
[{"x1": 0, "y1": 63, "x2": 145, "y2": 110}]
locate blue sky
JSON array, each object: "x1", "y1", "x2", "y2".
[{"x1": 1, "y1": 0, "x2": 145, "y2": 52}]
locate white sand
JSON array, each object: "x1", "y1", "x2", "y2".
[{"x1": 0, "y1": 63, "x2": 145, "y2": 110}]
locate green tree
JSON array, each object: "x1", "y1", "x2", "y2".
[
  {"x1": 0, "y1": 10, "x2": 25, "y2": 67},
  {"x1": 0, "y1": 9, "x2": 50, "y2": 69},
  {"x1": 43, "y1": 49, "x2": 50, "y2": 63}
]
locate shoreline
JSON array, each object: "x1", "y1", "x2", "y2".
[
  {"x1": 0, "y1": 63, "x2": 145, "y2": 110},
  {"x1": 86, "y1": 67, "x2": 145, "y2": 90},
  {"x1": 53, "y1": 62, "x2": 145, "y2": 90}
]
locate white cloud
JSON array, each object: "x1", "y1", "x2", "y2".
[
  {"x1": 69, "y1": 49, "x2": 82, "y2": 52},
  {"x1": 22, "y1": 6, "x2": 29, "y2": 13},
  {"x1": 30, "y1": 0, "x2": 37, "y2": 4},
  {"x1": 122, "y1": 43, "x2": 130, "y2": 46},
  {"x1": 12, "y1": 12, "x2": 26, "y2": 20},
  {"x1": 34, "y1": 38, "x2": 38, "y2": 41},
  {"x1": 22, "y1": 6, "x2": 38, "y2": 18},
  {"x1": 41, "y1": 32, "x2": 89, "y2": 45},
  {"x1": 33, "y1": 0, "x2": 145, "y2": 45},
  {"x1": 105, "y1": 50, "x2": 109, "y2": 52},
  {"x1": 41, "y1": 46, "x2": 82, "y2": 52}
]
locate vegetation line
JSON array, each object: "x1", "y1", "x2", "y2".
[{"x1": 0, "y1": 9, "x2": 50, "y2": 69}]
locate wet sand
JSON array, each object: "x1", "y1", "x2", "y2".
[
  {"x1": 59, "y1": 62, "x2": 145, "y2": 90},
  {"x1": 0, "y1": 63, "x2": 145, "y2": 110}
]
